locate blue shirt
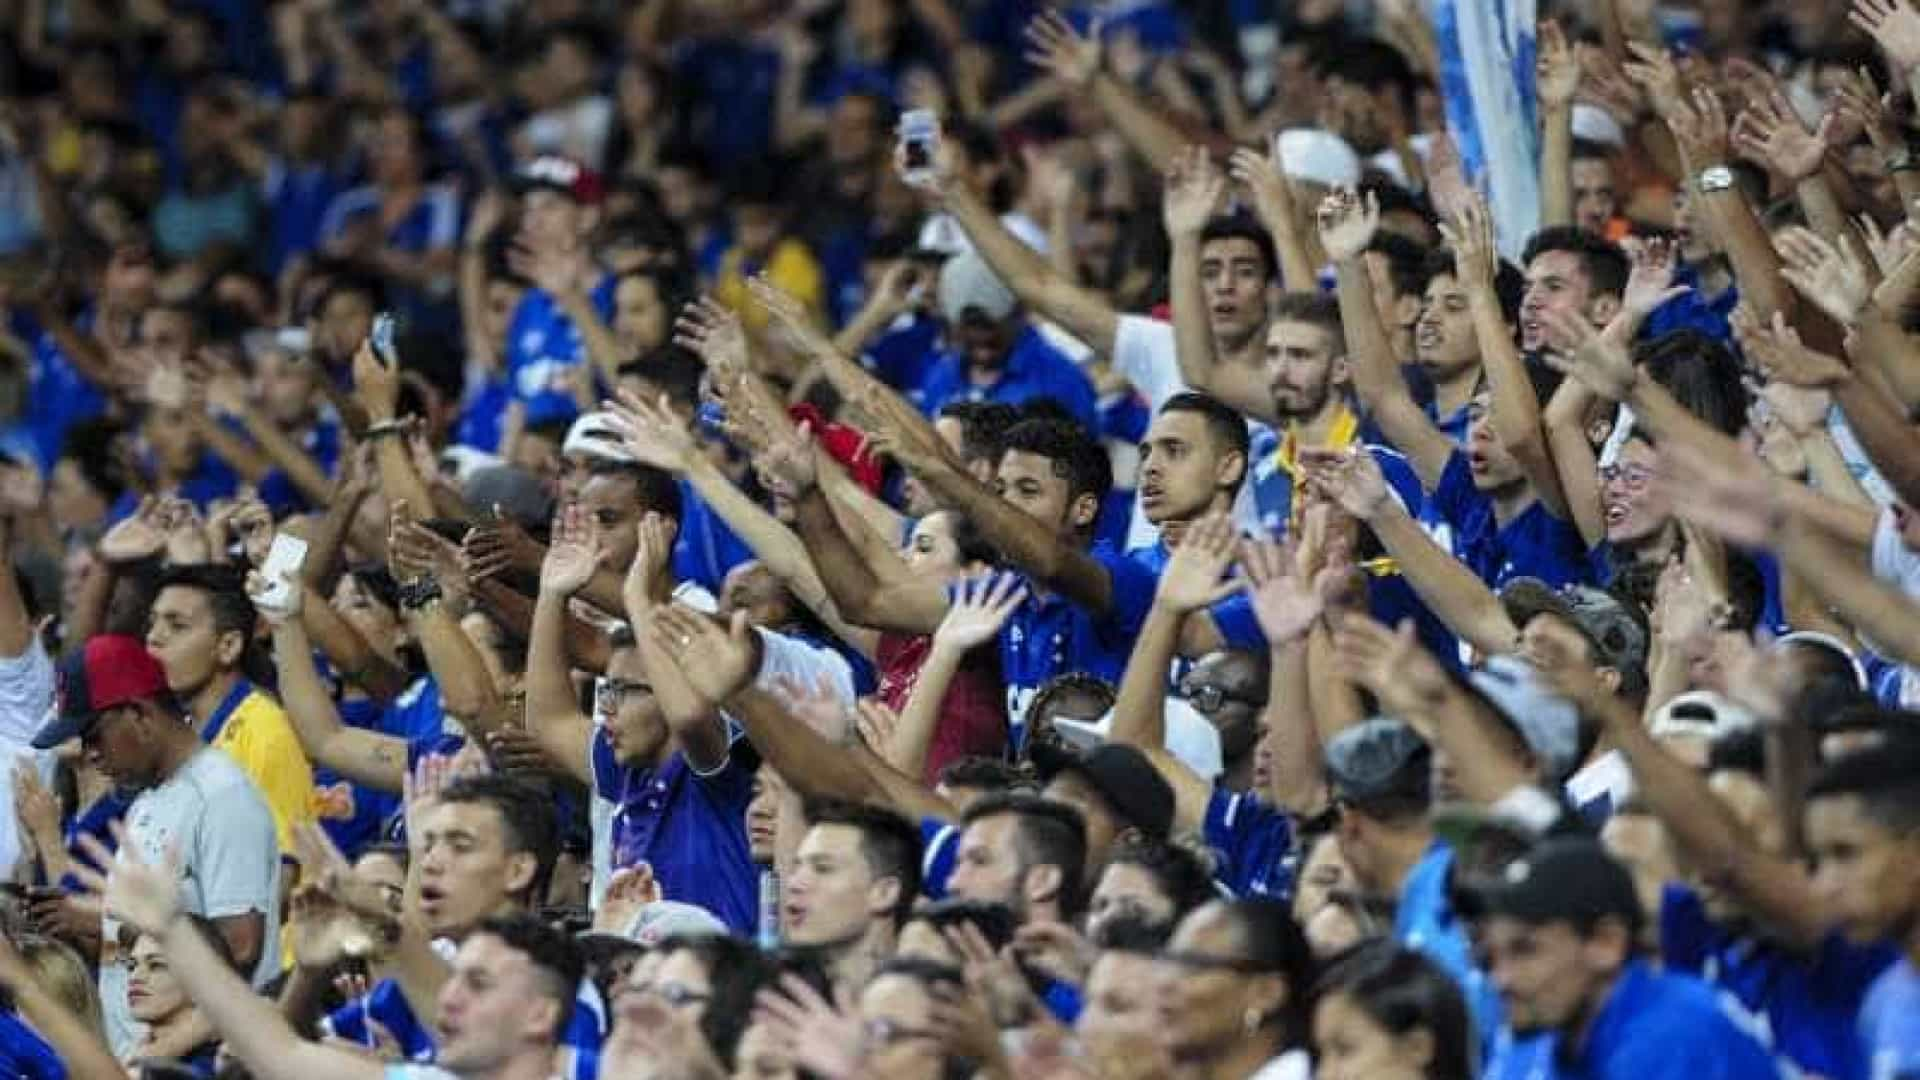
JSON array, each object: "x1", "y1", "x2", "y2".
[
  {"x1": 998, "y1": 541, "x2": 1158, "y2": 748},
  {"x1": 27, "y1": 316, "x2": 108, "y2": 472},
  {"x1": 1644, "y1": 265, "x2": 1738, "y2": 345},
  {"x1": 1556, "y1": 959, "x2": 1782, "y2": 1079},
  {"x1": 262, "y1": 159, "x2": 349, "y2": 274},
  {"x1": 920, "y1": 816, "x2": 960, "y2": 899},
  {"x1": 1423, "y1": 451, "x2": 1592, "y2": 590},
  {"x1": 862, "y1": 313, "x2": 943, "y2": 403},
  {"x1": 256, "y1": 416, "x2": 341, "y2": 517},
  {"x1": 1395, "y1": 839, "x2": 1503, "y2": 1049},
  {"x1": 916, "y1": 326, "x2": 1099, "y2": 432},
  {"x1": 591, "y1": 730, "x2": 758, "y2": 933},
  {"x1": 0, "y1": 1011, "x2": 63, "y2": 1080},
  {"x1": 1202, "y1": 788, "x2": 1294, "y2": 898},
  {"x1": 673, "y1": 483, "x2": 757, "y2": 596},
  {"x1": 328, "y1": 974, "x2": 604, "y2": 1080},
  {"x1": 505, "y1": 276, "x2": 617, "y2": 428},
  {"x1": 1661, "y1": 883, "x2": 1893, "y2": 1080},
  {"x1": 1860, "y1": 955, "x2": 1920, "y2": 1080}
]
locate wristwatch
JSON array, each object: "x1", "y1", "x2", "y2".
[
  {"x1": 398, "y1": 577, "x2": 443, "y2": 612},
  {"x1": 1695, "y1": 165, "x2": 1736, "y2": 194}
]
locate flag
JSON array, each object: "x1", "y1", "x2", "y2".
[{"x1": 1431, "y1": 0, "x2": 1542, "y2": 260}]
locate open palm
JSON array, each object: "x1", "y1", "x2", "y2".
[
  {"x1": 937, "y1": 572, "x2": 1029, "y2": 651},
  {"x1": 540, "y1": 506, "x2": 600, "y2": 596}
]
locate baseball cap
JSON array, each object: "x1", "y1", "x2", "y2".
[
  {"x1": 1055, "y1": 743, "x2": 1175, "y2": 840},
  {"x1": 463, "y1": 465, "x2": 556, "y2": 535},
  {"x1": 1471, "y1": 835, "x2": 1643, "y2": 932},
  {"x1": 1323, "y1": 718, "x2": 1431, "y2": 806},
  {"x1": 563, "y1": 411, "x2": 638, "y2": 466},
  {"x1": 1465, "y1": 655, "x2": 1584, "y2": 783},
  {"x1": 1275, "y1": 128, "x2": 1361, "y2": 189},
  {"x1": 514, "y1": 155, "x2": 605, "y2": 205},
  {"x1": 1647, "y1": 690, "x2": 1755, "y2": 744},
  {"x1": 912, "y1": 214, "x2": 971, "y2": 262},
  {"x1": 1570, "y1": 104, "x2": 1627, "y2": 149},
  {"x1": 937, "y1": 249, "x2": 1018, "y2": 325},
  {"x1": 33, "y1": 635, "x2": 170, "y2": 749},
  {"x1": 1500, "y1": 578, "x2": 1648, "y2": 678},
  {"x1": 622, "y1": 900, "x2": 728, "y2": 946}
]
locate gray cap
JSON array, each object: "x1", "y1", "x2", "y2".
[
  {"x1": 624, "y1": 900, "x2": 728, "y2": 946},
  {"x1": 937, "y1": 249, "x2": 1018, "y2": 325},
  {"x1": 1466, "y1": 655, "x2": 1585, "y2": 783},
  {"x1": 1500, "y1": 578, "x2": 1648, "y2": 679},
  {"x1": 462, "y1": 465, "x2": 555, "y2": 534},
  {"x1": 1324, "y1": 718, "x2": 1431, "y2": 806}
]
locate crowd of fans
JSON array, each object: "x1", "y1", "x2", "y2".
[{"x1": 3, "y1": 0, "x2": 1920, "y2": 1077}]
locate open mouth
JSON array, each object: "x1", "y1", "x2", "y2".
[{"x1": 1604, "y1": 501, "x2": 1629, "y2": 527}]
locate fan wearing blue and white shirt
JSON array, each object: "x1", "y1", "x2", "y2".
[
  {"x1": 502, "y1": 155, "x2": 614, "y2": 430},
  {"x1": 1322, "y1": 189, "x2": 1590, "y2": 594}
]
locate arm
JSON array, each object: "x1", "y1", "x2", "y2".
[
  {"x1": 301, "y1": 586, "x2": 411, "y2": 703},
  {"x1": 885, "y1": 574, "x2": 1024, "y2": 781},
  {"x1": 1667, "y1": 87, "x2": 1796, "y2": 320},
  {"x1": 1228, "y1": 143, "x2": 1319, "y2": 295},
  {"x1": 1320, "y1": 191, "x2": 1452, "y2": 489},
  {"x1": 1167, "y1": 149, "x2": 1280, "y2": 422},
  {"x1": 269, "y1": 615, "x2": 409, "y2": 792},
  {"x1": 730, "y1": 687, "x2": 953, "y2": 822},
  {"x1": 0, "y1": 514, "x2": 32, "y2": 656},
  {"x1": 1832, "y1": 350, "x2": 1920, "y2": 509},
  {"x1": 791, "y1": 477, "x2": 947, "y2": 634},
  {"x1": 218, "y1": 398, "x2": 339, "y2": 508},
  {"x1": 1537, "y1": 21, "x2": 1578, "y2": 229},
  {"x1": 0, "y1": 941, "x2": 124, "y2": 1080},
  {"x1": 526, "y1": 553, "x2": 596, "y2": 787},
  {"x1": 1023, "y1": 11, "x2": 1191, "y2": 174},
  {"x1": 1449, "y1": 195, "x2": 1570, "y2": 515},
  {"x1": 1779, "y1": 514, "x2": 1920, "y2": 667}
]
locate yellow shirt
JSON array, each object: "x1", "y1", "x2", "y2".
[
  {"x1": 713, "y1": 237, "x2": 826, "y2": 336},
  {"x1": 203, "y1": 683, "x2": 316, "y2": 855}
]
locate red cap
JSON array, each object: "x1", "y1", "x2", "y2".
[
  {"x1": 514, "y1": 155, "x2": 605, "y2": 205},
  {"x1": 34, "y1": 635, "x2": 170, "y2": 748}
]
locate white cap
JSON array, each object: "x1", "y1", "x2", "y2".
[
  {"x1": 1571, "y1": 104, "x2": 1627, "y2": 149},
  {"x1": 1276, "y1": 128, "x2": 1361, "y2": 189},
  {"x1": 937, "y1": 249, "x2": 1019, "y2": 325},
  {"x1": 437, "y1": 446, "x2": 502, "y2": 486},
  {"x1": 1648, "y1": 690, "x2": 1756, "y2": 743},
  {"x1": 622, "y1": 900, "x2": 728, "y2": 946},
  {"x1": 1056, "y1": 698, "x2": 1225, "y2": 781},
  {"x1": 915, "y1": 214, "x2": 970, "y2": 258},
  {"x1": 563, "y1": 411, "x2": 637, "y2": 465}
]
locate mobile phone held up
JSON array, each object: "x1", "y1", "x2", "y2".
[
  {"x1": 898, "y1": 109, "x2": 941, "y2": 185},
  {"x1": 256, "y1": 533, "x2": 310, "y2": 612},
  {"x1": 370, "y1": 311, "x2": 401, "y2": 368}
]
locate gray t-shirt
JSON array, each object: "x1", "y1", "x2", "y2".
[{"x1": 101, "y1": 747, "x2": 281, "y2": 1054}]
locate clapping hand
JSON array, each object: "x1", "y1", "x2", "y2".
[{"x1": 539, "y1": 503, "x2": 601, "y2": 598}]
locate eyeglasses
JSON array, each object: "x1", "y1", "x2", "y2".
[
  {"x1": 596, "y1": 678, "x2": 652, "y2": 713},
  {"x1": 1598, "y1": 463, "x2": 1655, "y2": 491},
  {"x1": 862, "y1": 1018, "x2": 943, "y2": 1048},
  {"x1": 1182, "y1": 682, "x2": 1258, "y2": 715},
  {"x1": 618, "y1": 980, "x2": 711, "y2": 1008}
]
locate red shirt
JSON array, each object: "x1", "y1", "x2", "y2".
[{"x1": 875, "y1": 633, "x2": 1008, "y2": 782}]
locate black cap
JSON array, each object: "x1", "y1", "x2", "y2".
[
  {"x1": 1060, "y1": 743, "x2": 1174, "y2": 840},
  {"x1": 1472, "y1": 835, "x2": 1642, "y2": 933},
  {"x1": 1323, "y1": 718, "x2": 1431, "y2": 805}
]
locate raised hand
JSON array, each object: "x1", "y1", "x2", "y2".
[
  {"x1": 593, "y1": 864, "x2": 661, "y2": 936},
  {"x1": 1299, "y1": 447, "x2": 1391, "y2": 521},
  {"x1": 1619, "y1": 236, "x2": 1693, "y2": 326},
  {"x1": 1315, "y1": 188, "x2": 1380, "y2": 264},
  {"x1": 935, "y1": 572, "x2": 1029, "y2": 652},
  {"x1": 1228, "y1": 143, "x2": 1296, "y2": 235},
  {"x1": 72, "y1": 825, "x2": 182, "y2": 937},
  {"x1": 1661, "y1": 440, "x2": 1783, "y2": 548},
  {"x1": 1536, "y1": 307, "x2": 1637, "y2": 399},
  {"x1": 1731, "y1": 90, "x2": 1830, "y2": 183},
  {"x1": 753, "y1": 974, "x2": 862, "y2": 1080},
  {"x1": 1851, "y1": 0, "x2": 1920, "y2": 73},
  {"x1": 244, "y1": 564, "x2": 306, "y2": 626},
  {"x1": 604, "y1": 389, "x2": 696, "y2": 473},
  {"x1": 1622, "y1": 42, "x2": 1688, "y2": 122},
  {"x1": 1828, "y1": 68, "x2": 1901, "y2": 154},
  {"x1": 623, "y1": 511, "x2": 675, "y2": 615},
  {"x1": 464, "y1": 505, "x2": 546, "y2": 578},
  {"x1": 748, "y1": 274, "x2": 833, "y2": 357},
  {"x1": 1162, "y1": 144, "x2": 1225, "y2": 239},
  {"x1": 673, "y1": 297, "x2": 750, "y2": 381},
  {"x1": 99, "y1": 497, "x2": 169, "y2": 564},
  {"x1": 1775, "y1": 226, "x2": 1872, "y2": 326},
  {"x1": 1024, "y1": 10, "x2": 1103, "y2": 89},
  {"x1": 1665, "y1": 86, "x2": 1734, "y2": 171},
  {"x1": 1425, "y1": 131, "x2": 1475, "y2": 224},
  {"x1": 1535, "y1": 20, "x2": 1580, "y2": 109},
  {"x1": 772, "y1": 672, "x2": 853, "y2": 744},
  {"x1": 1331, "y1": 614, "x2": 1449, "y2": 728},
  {"x1": 853, "y1": 698, "x2": 900, "y2": 758},
  {"x1": 1741, "y1": 307, "x2": 1852, "y2": 389},
  {"x1": 1437, "y1": 191, "x2": 1500, "y2": 290},
  {"x1": 539, "y1": 503, "x2": 600, "y2": 598},
  {"x1": 351, "y1": 339, "x2": 402, "y2": 422},
  {"x1": 752, "y1": 420, "x2": 819, "y2": 500},
  {"x1": 1240, "y1": 538, "x2": 1323, "y2": 647},
  {"x1": 650, "y1": 607, "x2": 757, "y2": 703},
  {"x1": 1156, "y1": 511, "x2": 1241, "y2": 613}
]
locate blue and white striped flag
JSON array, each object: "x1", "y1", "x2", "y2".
[{"x1": 1431, "y1": 0, "x2": 1542, "y2": 260}]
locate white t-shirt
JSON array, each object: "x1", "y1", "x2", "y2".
[
  {"x1": 0, "y1": 637, "x2": 54, "y2": 877},
  {"x1": 1871, "y1": 507, "x2": 1920, "y2": 708},
  {"x1": 101, "y1": 747, "x2": 281, "y2": 1054}
]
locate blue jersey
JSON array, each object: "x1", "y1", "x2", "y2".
[
  {"x1": 327, "y1": 973, "x2": 605, "y2": 1080},
  {"x1": 1861, "y1": 956, "x2": 1920, "y2": 1080},
  {"x1": 255, "y1": 416, "x2": 341, "y2": 517},
  {"x1": 1559, "y1": 960, "x2": 1782, "y2": 1079},
  {"x1": 919, "y1": 816, "x2": 960, "y2": 899},
  {"x1": 1395, "y1": 840, "x2": 1504, "y2": 1050},
  {"x1": 505, "y1": 275, "x2": 617, "y2": 427},
  {"x1": 998, "y1": 542, "x2": 1158, "y2": 748},
  {"x1": 1202, "y1": 788, "x2": 1294, "y2": 899},
  {"x1": 591, "y1": 731, "x2": 758, "y2": 933},
  {"x1": 0, "y1": 1010, "x2": 63, "y2": 1080},
  {"x1": 1422, "y1": 451, "x2": 1591, "y2": 589},
  {"x1": 861, "y1": 313, "x2": 943, "y2": 404},
  {"x1": 672, "y1": 483, "x2": 758, "y2": 596},
  {"x1": 917, "y1": 325, "x2": 1099, "y2": 432},
  {"x1": 1661, "y1": 883, "x2": 1893, "y2": 1080},
  {"x1": 27, "y1": 314, "x2": 109, "y2": 472}
]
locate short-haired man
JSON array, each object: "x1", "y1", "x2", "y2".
[
  {"x1": 784, "y1": 798, "x2": 922, "y2": 989},
  {"x1": 32, "y1": 635, "x2": 279, "y2": 1056},
  {"x1": 1805, "y1": 737, "x2": 1920, "y2": 1074},
  {"x1": 914, "y1": 250, "x2": 1099, "y2": 432},
  {"x1": 147, "y1": 563, "x2": 315, "y2": 851},
  {"x1": 1477, "y1": 836, "x2": 1778, "y2": 1078},
  {"x1": 85, "y1": 813, "x2": 577, "y2": 1080},
  {"x1": 1517, "y1": 227, "x2": 1628, "y2": 358},
  {"x1": 504, "y1": 154, "x2": 612, "y2": 429},
  {"x1": 946, "y1": 792, "x2": 1088, "y2": 928}
]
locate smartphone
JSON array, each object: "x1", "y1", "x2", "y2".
[
  {"x1": 898, "y1": 109, "x2": 940, "y2": 184},
  {"x1": 370, "y1": 312, "x2": 400, "y2": 368},
  {"x1": 257, "y1": 534, "x2": 310, "y2": 610}
]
